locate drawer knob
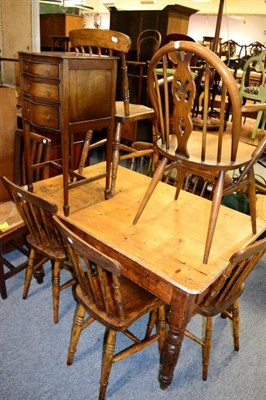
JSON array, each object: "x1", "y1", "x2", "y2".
[
  {"x1": 27, "y1": 108, "x2": 30, "y2": 114},
  {"x1": 47, "y1": 90, "x2": 51, "y2": 96},
  {"x1": 46, "y1": 114, "x2": 51, "y2": 120},
  {"x1": 25, "y1": 65, "x2": 29, "y2": 71},
  {"x1": 27, "y1": 83, "x2": 31, "y2": 90},
  {"x1": 46, "y1": 69, "x2": 51, "y2": 75}
]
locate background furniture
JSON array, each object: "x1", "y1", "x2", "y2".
[
  {"x1": 127, "y1": 29, "x2": 162, "y2": 104},
  {"x1": 19, "y1": 51, "x2": 117, "y2": 216},
  {"x1": 3, "y1": 177, "x2": 75, "y2": 323},
  {"x1": 54, "y1": 215, "x2": 166, "y2": 400},
  {"x1": 40, "y1": 14, "x2": 83, "y2": 51},
  {"x1": 109, "y1": 5, "x2": 198, "y2": 54},
  {"x1": 132, "y1": 41, "x2": 266, "y2": 264},
  {"x1": 185, "y1": 237, "x2": 266, "y2": 381},
  {"x1": 240, "y1": 51, "x2": 266, "y2": 139}
]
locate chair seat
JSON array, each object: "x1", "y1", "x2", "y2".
[
  {"x1": 27, "y1": 234, "x2": 67, "y2": 262},
  {"x1": 76, "y1": 275, "x2": 164, "y2": 331},
  {"x1": 115, "y1": 101, "x2": 154, "y2": 123},
  {"x1": 157, "y1": 130, "x2": 256, "y2": 169}
]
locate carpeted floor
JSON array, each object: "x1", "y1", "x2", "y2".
[{"x1": 1, "y1": 249, "x2": 265, "y2": 400}]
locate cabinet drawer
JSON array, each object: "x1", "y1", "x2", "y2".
[
  {"x1": 23, "y1": 61, "x2": 59, "y2": 78},
  {"x1": 23, "y1": 100, "x2": 59, "y2": 130},
  {"x1": 23, "y1": 79, "x2": 59, "y2": 101}
]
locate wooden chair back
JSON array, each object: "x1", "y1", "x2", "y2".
[
  {"x1": 244, "y1": 41, "x2": 266, "y2": 58},
  {"x1": 14, "y1": 129, "x2": 51, "y2": 186},
  {"x1": 69, "y1": 28, "x2": 132, "y2": 116},
  {"x1": 54, "y1": 215, "x2": 128, "y2": 321},
  {"x1": 136, "y1": 29, "x2": 162, "y2": 63},
  {"x1": 147, "y1": 40, "x2": 243, "y2": 165},
  {"x1": 2, "y1": 177, "x2": 60, "y2": 252},
  {"x1": 200, "y1": 238, "x2": 266, "y2": 312}
]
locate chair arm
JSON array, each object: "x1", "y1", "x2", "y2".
[{"x1": 241, "y1": 103, "x2": 266, "y2": 114}]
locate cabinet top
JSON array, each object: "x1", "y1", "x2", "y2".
[{"x1": 18, "y1": 51, "x2": 118, "y2": 61}]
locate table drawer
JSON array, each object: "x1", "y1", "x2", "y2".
[
  {"x1": 23, "y1": 61, "x2": 59, "y2": 78},
  {"x1": 23, "y1": 78, "x2": 59, "y2": 101},
  {"x1": 23, "y1": 100, "x2": 60, "y2": 130}
]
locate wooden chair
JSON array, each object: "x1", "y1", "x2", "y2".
[
  {"x1": 2, "y1": 177, "x2": 75, "y2": 323},
  {"x1": 0, "y1": 129, "x2": 52, "y2": 300},
  {"x1": 133, "y1": 41, "x2": 266, "y2": 264},
  {"x1": 53, "y1": 215, "x2": 166, "y2": 400},
  {"x1": 127, "y1": 29, "x2": 162, "y2": 104},
  {"x1": 185, "y1": 237, "x2": 266, "y2": 380},
  {"x1": 69, "y1": 28, "x2": 156, "y2": 195},
  {"x1": 239, "y1": 51, "x2": 266, "y2": 139}
]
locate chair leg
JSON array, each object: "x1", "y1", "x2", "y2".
[
  {"x1": 78, "y1": 129, "x2": 93, "y2": 175},
  {"x1": 109, "y1": 122, "x2": 121, "y2": 197},
  {"x1": 203, "y1": 170, "x2": 225, "y2": 264},
  {"x1": 67, "y1": 303, "x2": 86, "y2": 365},
  {"x1": 22, "y1": 248, "x2": 36, "y2": 299},
  {"x1": 231, "y1": 300, "x2": 240, "y2": 351},
  {"x1": 99, "y1": 329, "x2": 116, "y2": 400},
  {"x1": 0, "y1": 245, "x2": 7, "y2": 299},
  {"x1": 52, "y1": 261, "x2": 61, "y2": 324},
  {"x1": 133, "y1": 157, "x2": 168, "y2": 225},
  {"x1": 202, "y1": 317, "x2": 213, "y2": 381},
  {"x1": 145, "y1": 310, "x2": 157, "y2": 338},
  {"x1": 247, "y1": 167, "x2": 257, "y2": 234},
  {"x1": 174, "y1": 167, "x2": 187, "y2": 200},
  {"x1": 157, "y1": 305, "x2": 166, "y2": 353},
  {"x1": 251, "y1": 110, "x2": 263, "y2": 140}
]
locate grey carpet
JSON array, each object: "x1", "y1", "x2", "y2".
[{"x1": 1, "y1": 250, "x2": 265, "y2": 400}]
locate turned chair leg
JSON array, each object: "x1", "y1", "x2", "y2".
[
  {"x1": 202, "y1": 317, "x2": 213, "y2": 381},
  {"x1": 52, "y1": 260, "x2": 61, "y2": 324},
  {"x1": 22, "y1": 248, "x2": 36, "y2": 299},
  {"x1": 231, "y1": 300, "x2": 240, "y2": 351},
  {"x1": 99, "y1": 329, "x2": 116, "y2": 400},
  {"x1": 157, "y1": 305, "x2": 166, "y2": 353},
  {"x1": 109, "y1": 122, "x2": 121, "y2": 197},
  {"x1": 67, "y1": 303, "x2": 86, "y2": 365}
]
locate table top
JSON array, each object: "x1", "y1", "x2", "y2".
[{"x1": 33, "y1": 163, "x2": 265, "y2": 300}]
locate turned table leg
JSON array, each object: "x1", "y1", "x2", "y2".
[{"x1": 159, "y1": 290, "x2": 196, "y2": 389}]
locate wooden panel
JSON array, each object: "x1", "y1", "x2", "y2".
[
  {"x1": 0, "y1": 87, "x2": 17, "y2": 201},
  {"x1": 40, "y1": 14, "x2": 83, "y2": 49}
]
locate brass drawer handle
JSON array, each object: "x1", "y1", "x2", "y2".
[
  {"x1": 25, "y1": 65, "x2": 29, "y2": 71},
  {"x1": 26, "y1": 108, "x2": 31, "y2": 114},
  {"x1": 47, "y1": 90, "x2": 51, "y2": 96},
  {"x1": 27, "y1": 83, "x2": 31, "y2": 90},
  {"x1": 46, "y1": 114, "x2": 51, "y2": 120},
  {"x1": 46, "y1": 69, "x2": 51, "y2": 75}
]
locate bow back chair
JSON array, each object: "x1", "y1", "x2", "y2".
[
  {"x1": 239, "y1": 50, "x2": 266, "y2": 139},
  {"x1": 185, "y1": 237, "x2": 266, "y2": 381},
  {"x1": 53, "y1": 215, "x2": 166, "y2": 400},
  {"x1": 127, "y1": 29, "x2": 162, "y2": 104},
  {"x1": 2, "y1": 177, "x2": 75, "y2": 323},
  {"x1": 69, "y1": 28, "x2": 155, "y2": 195},
  {"x1": 1, "y1": 128, "x2": 52, "y2": 300},
  {"x1": 133, "y1": 40, "x2": 266, "y2": 264}
]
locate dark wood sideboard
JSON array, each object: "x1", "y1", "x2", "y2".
[{"x1": 109, "y1": 5, "x2": 198, "y2": 53}]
